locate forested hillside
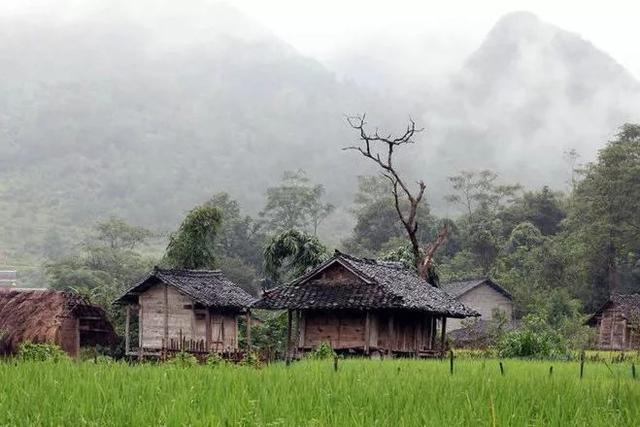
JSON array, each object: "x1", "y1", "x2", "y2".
[{"x1": 0, "y1": 5, "x2": 639, "y2": 270}]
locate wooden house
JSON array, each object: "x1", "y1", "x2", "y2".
[
  {"x1": 587, "y1": 294, "x2": 640, "y2": 350},
  {"x1": 114, "y1": 267, "x2": 256, "y2": 358},
  {"x1": 254, "y1": 251, "x2": 478, "y2": 357},
  {"x1": 441, "y1": 278, "x2": 514, "y2": 331},
  {"x1": 0, "y1": 288, "x2": 117, "y2": 357}
]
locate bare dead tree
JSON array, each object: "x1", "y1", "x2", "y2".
[{"x1": 344, "y1": 114, "x2": 447, "y2": 283}]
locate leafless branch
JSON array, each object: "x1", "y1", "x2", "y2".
[{"x1": 345, "y1": 114, "x2": 445, "y2": 283}]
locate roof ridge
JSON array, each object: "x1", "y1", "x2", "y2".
[
  {"x1": 335, "y1": 250, "x2": 405, "y2": 269},
  {"x1": 154, "y1": 267, "x2": 223, "y2": 275}
]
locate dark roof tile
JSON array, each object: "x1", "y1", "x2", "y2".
[
  {"x1": 114, "y1": 267, "x2": 256, "y2": 309},
  {"x1": 255, "y1": 252, "x2": 478, "y2": 318}
]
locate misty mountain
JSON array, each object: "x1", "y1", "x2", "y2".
[
  {"x1": 0, "y1": 3, "x2": 394, "y2": 256},
  {"x1": 424, "y1": 12, "x2": 640, "y2": 192},
  {"x1": 1, "y1": 6, "x2": 639, "y2": 259}
]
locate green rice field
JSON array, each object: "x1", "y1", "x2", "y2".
[{"x1": 1, "y1": 358, "x2": 639, "y2": 426}]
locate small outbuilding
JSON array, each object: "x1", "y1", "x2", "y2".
[
  {"x1": 114, "y1": 267, "x2": 256, "y2": 358},
  {"x1": 441, "y1": 278, "x2": 514, "y2": 332},
  {"x1": 0, "y1": 288, "x2": 117, "y2": 357},
  {"x1": 254, "y1": 251, "x2": 478, "y2": 357},
  {"x1": 587, "y1": 293, "x2": 640, "y2": 350}
]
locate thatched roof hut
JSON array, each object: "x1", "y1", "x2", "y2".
[{"x1": 0, "y1": 289, "x2": 117, "y2": 357}]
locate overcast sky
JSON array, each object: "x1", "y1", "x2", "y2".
[{"x1": 1, "y1": 0, "x2": 639, "y2": 78}]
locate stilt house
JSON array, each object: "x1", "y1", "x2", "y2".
[
  {"x1": 254, "y1": 251, "x2": 478, "y2": 357},
  {"x1": 114, "y1": 268, "x2": 256, "y2": 357},
  {"x1": 0, "y1": 288, "x2": 116, "y2": 357},
  {"x1": 587, "y1": 294, "x2": 640, "y2": 350}
]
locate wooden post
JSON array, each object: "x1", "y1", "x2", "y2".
[
  {"x1": 138, "y1": 303, "x2": 144, "y2": 361},
  {"x1": 610, "y1": 311, "x2": 616, "y2": 350},
  {"x1": 124, "y1": 305, "x2": 131, "y2": 355},
  {"x1": 413, "y1": 317, "x2": 421, "y2": 357},
  {"x1": 205, "y1": 310, "x2": 211, "y2": 352},
  {"x1": 429, "y1": 316, "x2": 437, "y2": 350},
  {"x1": 364, "y1": 311, "x2": 371, "y2": 355},
  {"x1": 246, "y1": 311, "x2": 252, "y2": 352},
  {"x1": 191, "y1": 300, "x2": 197, "y2": 340},
  {"x1": 439, "y1": 316, "x2": 447, "y2": 353},
  {"x1": 74, "y1": 317, "x2": 81, "y2": 359},
  {"x1": 387, "y1": 314, "x2": 394, "y2": 355},
  {"x1": 298, "y1": 311, "x2": 306, "y2": 349},
  {"x1": 163, "y1": 284, "x2": 169, "y2": 346},
  {"x1": 221, "y1": 317, "x2": 226, "y2": 351},
  {"x1": 286, "y1": 310, "x2": 293, "y2": 361}
]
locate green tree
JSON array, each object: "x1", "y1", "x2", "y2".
[
  {"x1": 445, "y1": 170, "x2": 521, "y2": 216},
  {"x1": 163, "y1": 205, "x2": 222, "y2": 269},
  {"x1": 344, "y1": 175, "x2": 434, "y2": 256},
  {"x1": 260, "y1": 170, "x2": 334, "y2": 235},
  {"x1": 500, "y1": 187, "x2": 566, "y2": 236},
  {"x1": 46, "y1": 218, "x2": 154, "y2": 334},
  {"x1": 263, "y1": 229, "x2": 329, "y2": 284},
  {"x1": 206, "y1": 192, "x2": 264, "y2": 268},
  {"x1": 94, "y1": 217, "x2": 153, "y2": 250},
  {"x1": 564, "y1": 124, "x2": 640, "y2": 309}
]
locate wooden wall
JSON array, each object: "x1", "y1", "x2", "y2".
[
  {"x1": 595, "y1": 306, "x2": 640, "y2": 350},
  {"x1": 56, "y1": 316, "x2": 79, "y2": 357},
  {"x1": 138, "y1": 284, "x2": 238, "y2": 352},
  {"x1": 299, "y1": 309, "x2": 438, "y2": 354}
]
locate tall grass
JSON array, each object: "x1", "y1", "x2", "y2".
[{"x1": 0, "y1": 358, "x2": 638, "y2": 426}]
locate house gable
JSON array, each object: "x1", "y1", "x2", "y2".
[
  {"x1": 303, "y1": 261, "x2": 366, "y2": 285},
  {"x1": 457, "y1": 283, "x2": 513, "y2": 319}
]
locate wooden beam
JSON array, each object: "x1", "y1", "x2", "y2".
[
  {"x1": 610, "y1": 311, "x2": 616, "y2": 350},
  {"x1": 205, "y1": 309, "x2": 211, "y2": 352},
  {"x1": 124, "y1": 305, "x2": 131, "y2": 355},
  {"x1": 246, "y1": 311, "x2": 252, "y2": 352},
  {"x1": 191, "y1": 299, "x2": 197, "y2": 340},
  {"x1": 138, "y1": 303, "x2": 144, "y2": 361},
  {"x1": 298, "y1": 311, "x2": 306, "y2": 349},
  {"x1": 440, "y1": 316, "x2": 447, "y2": 352},
  {"x1": 364, "y1": 311, "x2": 371, "y2": 355},
  {"x1": 221, "y1": 317, "x2": 226, "y2": 351},
  {"x1": 163, "y1": 284, "x2": 169, "y2": 349},
  {"x1": 74, "y1": 316, "x2": 81, "y2": 359},
  {"x1": 413, "y1": 316, "x2": 421, "y2": 356},
  {"x1": 387, "y1": 314, "x2": 394, "y2": 355},
  {"x1": 430, "y1": 316, "x2": 437, "y2": 350},
  {"x1": 286, "y1": 310, "x2": 293, "y2": 361}
]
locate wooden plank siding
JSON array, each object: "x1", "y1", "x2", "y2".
[
  {"x1": 137, "y1": 283, "x2": 239, "y2": 353},
  {"x1": 298, "y1": 309, "x2": 438, "y2": 354},
  {"x1": 593, "y1": 306, "x2": 640, "y2": 350}
]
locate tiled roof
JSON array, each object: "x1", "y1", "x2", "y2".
[
  {"x1": 114, "y1": 267, "x2": 256, "y2": 310},
  {"x1": 441, "y1": 278, "x2": 513, "y2": 299},
  {"x1": 587, "y1": 293, "x2": 640, "y2": 325},
  {"x1": 254, "y1": 252, "x2": 479, "y2": 318}
]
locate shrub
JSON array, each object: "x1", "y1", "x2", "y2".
[
  {"x1": 166, "y1": 351, "x2": 198, "y2": 367},
  {"x1": 497, "y1": 314, "x2": 567, "y2": 359},
  {"x1": 240, "y1": 352, "x2": 262, "y2": 368},
  {"x1": 206, "y1": 352, "x2": 227, "y2": 367},
  {"x1": 17, "y1": 342, "x2": 69, "y2": 362},
  {"x1": 308, "y1": 342, "x2": 336, "y2": 360}
]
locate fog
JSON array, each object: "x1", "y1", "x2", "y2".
[{"x1": 0, "y1": 0, "x2": 639, "y2": 253}]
